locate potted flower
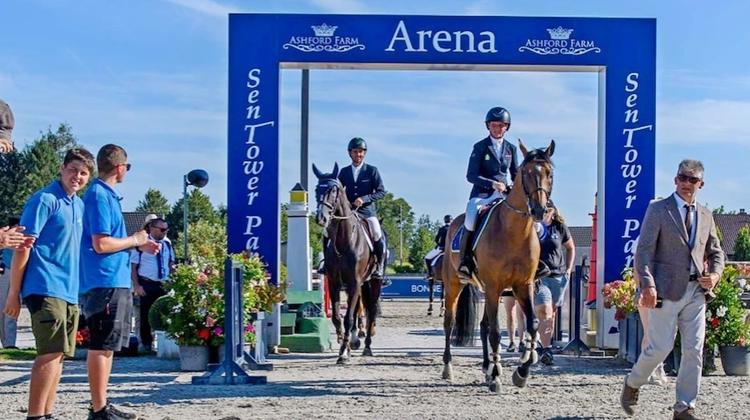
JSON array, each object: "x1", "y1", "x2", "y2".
[
  {"x1": 603, "y1": 267, "x2": 640, "y2": 362},
  {"x1": 706, "y1": 264, "x2": 750, "y2": 376},
  {"x1": 163, "y1": 260, "x2": 224, "y2": 371}
]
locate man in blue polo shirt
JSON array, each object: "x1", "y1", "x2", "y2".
[
  {"x1": 3, "y1": 148, "x2": 94, "y2": 420},
  {"x1": 80, "y1": 144, "x2": 158, "y2": 420}
]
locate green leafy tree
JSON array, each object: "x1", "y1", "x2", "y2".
[
  {"x1": 733, "y1": 225, "x2": 750, "y2": 261},
  {"x1": 408, "y1": 215, "x2": 439, "y2": 270},
  {"x1": 136, "y1": 188, "x2": 171, "y2": 216},
  {"x1": 376, "y1": 192, "x2": 415, "y2": 263},
  {"x1": 167, "y1": 189, "x2": 219, "y2": 241},
  {"x1": 0, "y1": 150, "x2": 30, "y2": 224}
]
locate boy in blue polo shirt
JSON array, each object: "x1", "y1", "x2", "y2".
[
  {"x1": 3, "y1": 148, "x2": 95, "y2": 420},
  {"x1": 79, "y1": 144, "x2": 158, "y2": 420}
]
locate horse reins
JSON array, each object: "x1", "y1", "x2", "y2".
[{"x1": 502, "y1": 158, "x2": 552, "y2": 217}]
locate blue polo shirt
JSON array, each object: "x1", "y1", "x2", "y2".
[
  {"x1": 19, "y1": 180, "x2": 84, "y2": 304},
  {"x1": 80, "y1": 178, "x2": 130, "y2": 293}
]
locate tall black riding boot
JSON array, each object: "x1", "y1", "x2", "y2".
[
  {"x1": 457, "y1": 229, "x2": 474, "y2": 281},
  {"x1": 372, "y1": 237, "x2": 386, "y2": 280}
]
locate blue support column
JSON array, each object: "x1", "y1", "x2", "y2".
[{"x1": 562, "y1": 258, "x2": 591, "y2": 356}]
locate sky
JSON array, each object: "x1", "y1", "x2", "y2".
[{"x1": 3, "y1": 0, "x2": 750, "y2": 227}]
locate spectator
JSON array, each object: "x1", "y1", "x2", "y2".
[
  {"x1": 131, "y1": 216, "x2": 174, "y2": 353},
  {"x1": 79, "y1": 144, "x2": 159, "y2": 420},
  {"x1": 3, "y1": 148, "x2": 95, "y2": 420}
]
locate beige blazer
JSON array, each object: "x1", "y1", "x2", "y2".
[{"x1": 635, "y1": 194, "x2": 725, "y2": 301}]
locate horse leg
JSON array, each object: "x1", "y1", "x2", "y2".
[
  {"x1": 428, "y1": 278, "x2": 434, "y2": 316},
  {"x1": 356, "y1": 295, "x2": 366, "y2": 340},
  {"x1": 439, "y1": 283, "x2": 445, "y2": 317},
  {"x1": 330, "y1": 281, "x2": 344, "y2": 344},
  {"x1": 337, "y1": 286, "x2": 359, "y2": 364},
  {"x1": 480, "y1": 311, "x2": 490, "y2": 375},
  {"x1": 484, "y1": 287, "x2": 503, "y2": 394},
  {"x1": 361, "y1": 280, "x2": 378, "y2": 357},
  {"x1": 442, "y1": 277, "x2": 463, "y2": 381},
  {"x1": 513, "y1": 282, "x2": 540, "y2": 387}
]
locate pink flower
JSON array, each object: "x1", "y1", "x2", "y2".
[
  {"x1": 245, "y1": 324, "x2": 255, "y2": 333},
  {"x1": 205, "y1": 316, "x2": 215, "y2": 327},
  {"x1": 213, "y1": 326, "x2": 223, "y2": 337},
  {"x1": 196, "y1": 272, "x2": 208, "y2": 285}
]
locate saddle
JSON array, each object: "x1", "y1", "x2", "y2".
[
  {"x1": 451, "y1": 198, "x2": 504, "y2": 253},
  {"x1": 358, "y1": 219, "x2": 375, "y2": 252}
]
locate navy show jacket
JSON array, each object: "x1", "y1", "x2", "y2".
[
  {"x1": 338, "y1": 163, "x2": 386, "y2": 218},
  {"x1": 466, "y1": 136, "x2": 518, "y2": 199}
]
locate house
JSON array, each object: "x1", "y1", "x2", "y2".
[{"x1": 712, "y1": 209, "x2": 750, "y2": 261}]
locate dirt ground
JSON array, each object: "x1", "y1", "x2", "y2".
[{"x1": 1, "y1": 299, "x2": 749, "y2": 419}]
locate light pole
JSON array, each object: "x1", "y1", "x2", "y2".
[
  {"x1": 399, "y1": 205, "x2": 403, "y2": 263},
  {"x1": 182, "y1": 169, "x2": 209, "y2": 262}
]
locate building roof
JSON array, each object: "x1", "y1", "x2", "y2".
[
  {"x1": 123, "y1": 211, "x2": 153, "y2": 236},
  {"x1": 713, "y1": 211, "x2": 750, "y2": 258},
  {"x1": 568, "y1": 226, "x2": 592, "y2": 248}
]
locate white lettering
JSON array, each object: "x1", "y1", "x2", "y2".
[
  {"x1": 246, "y1": 145, "x2": 260, "y2": 160},
  {"x1": 243, "y1": 160, "x2": 264, "y2": 175},
  {"x1": 622, "y1": 125, "x2": 653, "y2": 148},
  {"x1": 433, "y1": 30, "x2": 451, "y2": 52},
  {"x1": 244, "y1": 216, "x2": 262, "y2": 235},
  {"x1": 247, "y1": 191, "x2": 259, "y2": 205},
  {"x1": 624, "y1": 149, "x2": 638, "y2": 163},
  {"x1": 622, "y1": 219, "x2": 640, "y2": 238},
  {"x1": 385, "y1": 20, "x2": 496, "y2": 53},
  {"x1": 621, "y1": 164, "x2": 642, "y2": 178},
  {"x1": 478, "y1": 32, "x2": 497, "y2": 53},
  {"x1": 247, "y1": 176, "x2": 259, "y2": 190},
  {"x1": 386, "y1": 20, "x2": 414, "y2": 52},
  {"x1": 247, "y1": 69, "x2": 261, "y2": 88},
  {"x1": 625, "y1": 179, "x2": 637, "y2": 194},
  {"x1": 625, "y1": 108, "x2": 639, "y2": 124},
  {"x1": 625, "y1": 195, "x2": 637, "y2": 209},
  {"x1": 625, "y1": 72, "x2": 639, "y2": 92},
  {"x1": 244, "y1": 121, "x2": 275, "y2": 144},
  {"x1": 453, "y1": 31, "x2": 476, "y2": 52},
  {"x1": 245, "y1": 236, "x2": 260, "y2": 251}
]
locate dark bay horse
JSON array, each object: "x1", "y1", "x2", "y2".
[
  {"x1": 427, "y1": 254, "x2": 445, "y2": 316},
  {"x1": 441, "y1": 140, "x2": 555, "y2": 393},
  {"x1": 313, "y1": 163, "x2": 382, "y2": 364}
]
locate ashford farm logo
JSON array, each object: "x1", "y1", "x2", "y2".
[
  {"x1": 518, "y1": 26, "x2": 601, "y2": 56},
  {"x1": 282, "y1": 23, "x2": 365, "y2": 53}
]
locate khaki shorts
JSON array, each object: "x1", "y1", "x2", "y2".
[{"x1": 25, "y1": 295, "x2": 79, "y2": 357}]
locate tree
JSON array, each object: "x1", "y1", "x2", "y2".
[
  {"x1": 167, "y1": 189, "x2": 219, "y2": 241},
  {"x1": 733, "y1": 225, "x2": 750, "y2": 261},
  {"x1": 408, "y1": 214, "x2": 439, "y2": 270},
  {"x1": 136, "y1": 188, "x2": 170, "y2": 216},
  {"x1": 0, "y1": 150, "x2": 30, "y2": 224},
  {"x1": 376, "y1": 192, "x2": 415, "y2": 263}
]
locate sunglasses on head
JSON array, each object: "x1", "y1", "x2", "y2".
[{"x1": 677, "y1": 173, "x2": 702, "y2": 184}]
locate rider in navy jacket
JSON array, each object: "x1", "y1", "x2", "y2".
[
  {"x1": 458, "y1": 107, "x2": 519, "y2": 280},
  {"x1": 337, "y1": 137, "x2": 387, "y2": 279}
]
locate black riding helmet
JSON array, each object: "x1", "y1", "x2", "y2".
[
  {"x1": 444, "y1": 214, "x2": 452, "y2": 224},
  {"x1": 347, "y1": 137, "x2": 367, "y2": 151},
  {"x1": 485, "y1": 107, "x2": 511, "y2": 129}
]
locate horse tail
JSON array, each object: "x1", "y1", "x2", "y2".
[{"x1": 452, "y1": 284, "x2": 478, "y2": 346}]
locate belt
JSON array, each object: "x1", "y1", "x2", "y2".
[
  {"x1": 138, "y1": 276, "x2": 164, "y2": 284},
  {"x1": 689, "y1": 273, "x2": 699, "y2": 282}
]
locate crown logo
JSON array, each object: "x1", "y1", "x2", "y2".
[
  {"x1": 311, "y1": 23, "x2": 337, "y2": 37},
  {"x1": 546, "y1": 26, "x2": 574, "y2": 40}
]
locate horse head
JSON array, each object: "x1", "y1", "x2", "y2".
[
  {"x1": 517, "y1": 139, "x2": 555, "y2": 221},
  {"x1": 312, "y1": 162, "x2": 341, "y2": 228}
]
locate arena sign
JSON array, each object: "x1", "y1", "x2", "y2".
[{"x1": 227, "y1": 14, "x2": 655, "y2": 348}]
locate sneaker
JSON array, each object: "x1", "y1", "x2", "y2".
[
  {"x1": 506, "y1": 342, "x2": 517, "y2": 352},
  {"x1": 88, "y1": 403, "x2": 139, "y2": 420},
  {"x1": 620, "y1": 376, "x2": 640, "y2": 416}
]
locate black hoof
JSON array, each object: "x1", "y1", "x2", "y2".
[
  {"x1": 512, "y1": 368, "x2": 528, "y2": 388},
  {"x1": 351, "y1": 340, "x2": 361, "y2": 350},
  {"x1": 358, "y1": 331, "x2": 366, "y2": 338},
  {"x1": 362, "y1": 347, "x2": 373, "y2": 357},
  {"x1": 336, "y1": 357, "x2": 348, "y2": 365}
]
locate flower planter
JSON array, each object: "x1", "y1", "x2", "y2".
[
  {"x1": 155, "y1": 331, "x2": 180, "y2": 359},
  {"x1": 178, "y1": 345, "x2": 209, "y2": 371},
  {"x1": 719, "y1": 345, "x2": 750, "y2": 376},
  {"x1": 617, "y1": 312, "x2": 642, "y2": 364}
]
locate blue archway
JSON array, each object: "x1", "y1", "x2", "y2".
[{"x1": 227, "y1": 14, "x2": 655, "y2": 347}]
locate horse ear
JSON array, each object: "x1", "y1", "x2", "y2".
[
  {"x1": 518, "y1": 139, "x2": 529, "y2": 157},
  {"x1": 332, "y1": 162, "x2": 339, "y2": 178},
  {"x1": 312, "y1": 163, "x2": 322, "y2": 179},
  {"x1": 545, "y1": 139, "x2": 556, "y2": 158}
]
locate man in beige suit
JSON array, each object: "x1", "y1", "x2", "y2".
[{"x1": 621, "y1": 159, "x2": 725, "y2": 420}]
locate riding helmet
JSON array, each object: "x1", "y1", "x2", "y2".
[
  {"x1": 485, "y1": 107, "x2": 511, "y2": 129},
  {"x1": 444, "y1": 214, "x2": 452, "y2": 224},
  {"x1": 347, "y1": 137, "x2": 367, "y2": 151}
]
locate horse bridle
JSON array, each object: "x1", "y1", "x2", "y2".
[
  {"x1": 316, "y1": 180, "x2": 357, "y2": 222},
  {"x1": 503, "y1": 158, "x2": 553, "y2": 216}
]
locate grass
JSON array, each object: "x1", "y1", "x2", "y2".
[{"x1": 0, "y1": 347, "x2": 37, "y2": 361}]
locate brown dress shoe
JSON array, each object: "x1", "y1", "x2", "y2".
[
  {"x1": 620, "y1": 376, "x2": 640, "y2": 416},
  {"x1": 673, "y1": 408, "x2": 700, "y2": 420}
]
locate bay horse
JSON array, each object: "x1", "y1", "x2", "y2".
[
  {"x1": 313, "y1": 163, "x2": 382, "y2": 364},
  {"x1": 441, "y1": 140, "x2": 555, "y2": 393}
]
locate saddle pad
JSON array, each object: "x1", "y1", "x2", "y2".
[
  {"x1": 450, "y1": 199, "x2": 504, "y2": 253},
  {"x1": 359, "y1": 223, "x2": 373, "y2": 251}
]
